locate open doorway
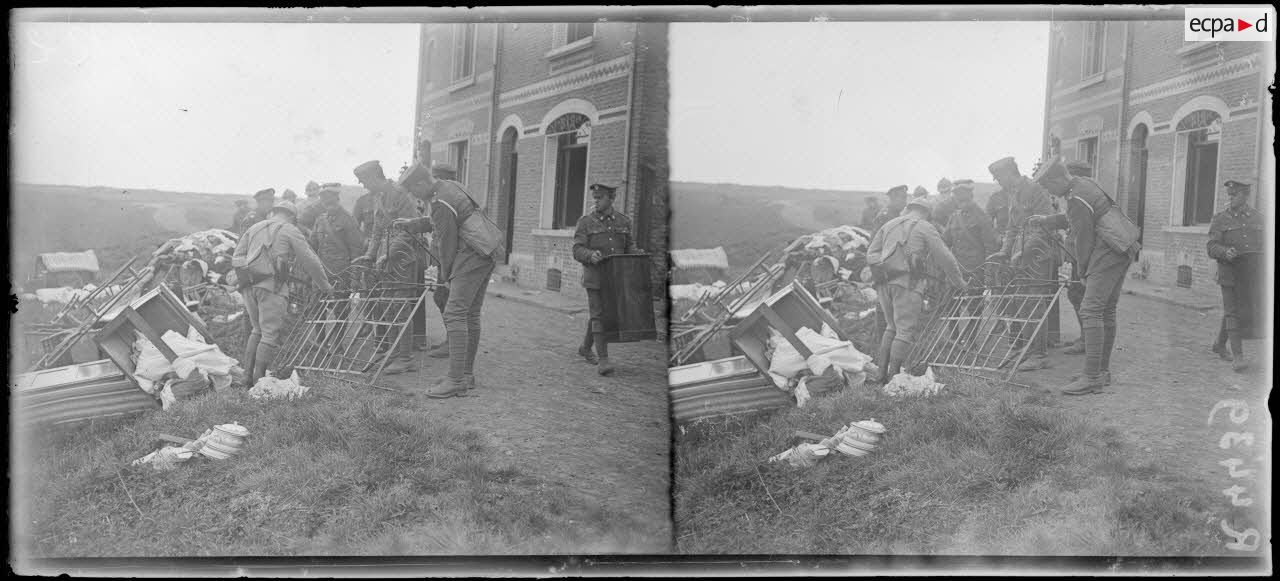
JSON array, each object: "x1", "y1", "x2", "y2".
[{"x1": 499, "y1": 127, "x2": 518, "y2": 263}]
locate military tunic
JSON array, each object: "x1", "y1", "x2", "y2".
[
  {"x1": 1207, "y1": 203, "x2": 1264, "y2": 338},
  {"x1": 942, "y1": 200, "x2": 999, "y2": 272},
  {"x1": 572, "y1": 209, "x2": 636, "y2": 290}
]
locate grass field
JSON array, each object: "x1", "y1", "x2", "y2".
[
  {"x1": 13, "y1": 377, "x2": 649, "y2": 557},
  {"x1": 675, "y1": 376, "x2": 1227, "y2": 556}
]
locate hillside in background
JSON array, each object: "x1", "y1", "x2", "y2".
[
  {"x1": 9, "y1": 183, "x2": 367, "y2": 288},
  {"x1": 670, "y1": 181, "x2": 1000, "y2": 271}
]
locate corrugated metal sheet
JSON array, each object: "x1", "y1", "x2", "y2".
[
  {"x1": 669, "y1": 247, "x2": 730, "y2": 271},
  {"x1": 12, "y1": 359, "x2": 158, "y2": 427},
  {"x1": 37, "y1": 250, "x2": 101, "y2": 274},
  {"x1": 670, "y1": 356, "x2": 792, "y2": 423}
]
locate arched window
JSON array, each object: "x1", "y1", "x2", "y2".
[
  {"x1": 1174, "y1": 110, "x2": 1221, "y2": 226},
  {"x1": 547, "y1": 113, "x2": 591, "y2": 229}
]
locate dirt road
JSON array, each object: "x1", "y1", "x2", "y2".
[
  {"x1": 1016, "y1": 289, "x2": 1271, "y2": 552},
  {"x1": 379, "y1": 294, "x2": 673, "y2": 552}
]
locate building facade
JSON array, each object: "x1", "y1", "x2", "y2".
[
  {"x1": 415, "y1": 22, "x2": 670, "y2": 334},
  {"x1": 1043, "y1": 19, "x2": 1271, "y2": 295}
]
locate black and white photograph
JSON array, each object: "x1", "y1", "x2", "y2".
[
  {"x1": 7, "y1": 4, "x2": 1275, "y2": 577},
  {"x1": 667, "y1": 6, "x2": 1273, "y2": 564},
  {"x1": 10, "y1": 9, "x2": 672, "y2": 564}
]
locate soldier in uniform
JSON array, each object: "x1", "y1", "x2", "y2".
[
  {"x1": 932, "y1": 180, "x2": 959, "y2": 233},
  {"x1": 1028, "y1": 157, "x2": 1136, "y2": 395},
  {"x1": 942, "y1": 180, "x2": 999, "y2": 273},
  {"x1": 866, "y1": 196, "x2": 967, "y2": 383},
  {"x1": 860, "y1": 197, "x2": 882, "y2": 231},
  {"x1": 240, "y1": 188, "x2": 276, "y2": 234},
  {"x1": 1207, "y1": 179, "x2": 1264, "y2": 373},
  {"x1": 298, "y1": 180, "x2": 324, "y2": 235},
  {"x1": 233, "y1": 200, "x2": 333, "y2": 385},
  {"x1": 987, "y1": 156, "x2": 1057, "y2": 371},
  {"x1": 872, "y1": 185, "x2": 910, "y2": 233},
  {"x1": 1059, "y1": 160, "x2": 1094, "y2": 355},
  {"x1": 230, "y1": 199, "x2": 251, "y2": 232},
  {"x1": 350, "y1": 160, "x2": 423, "y2": 376},
  {"x1": 393, "y1": 166, "x2": 498, "y2": 397},
  {"x1": 309, "y1": 184, "x2": 364, "y2": 276},
  {"x1": 572, "y1": 183, "x2": 641, "y2": 377}
]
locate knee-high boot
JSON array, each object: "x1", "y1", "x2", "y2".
[
  {"x1": 242, "y1": 334, "x2": 261, "y2": 386},
  {"x1": 1228, "y1": 328, "x2": 1247, "y2": 372},
  {"x1": 595, "y1": 333, "x2": 614, "y2": 376},
  {"x1": 874, "y1": 331, "x2": 895, "y2": 383},
  {"x1": 579, "y1": 321, "x2": 597, "y2": 363},
  {"x1": 887, "y1": 339, "x2": 912, "y2": 378},
  {"x1": 463, "y1": 324, "x2": 481, "y2": 386},
  {"x1": 252, "y1": 343, "x2": 279, "y2": 386}
]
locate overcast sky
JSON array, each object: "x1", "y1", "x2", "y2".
[
  {"x1": 669, "y1": 22, "x2": 1050, "y2": 192},
  {"x1": 12, "y1": 21, "x2": 419, "y2": 195}
]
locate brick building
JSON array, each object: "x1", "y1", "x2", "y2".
[
  {"x1": 414, "y1": 22, "x2": 669, "y2": 334},
  {"x1": 1042, "y1": 18, "x2": 1271, "y2": 295}
]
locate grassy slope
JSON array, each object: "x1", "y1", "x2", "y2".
[
  {"x1": 675, "y1": 377, "x2": 1225, "y2": 556},
  {"x1": 14, "y1": 378, "x2": 650, "y2": 557},
  {"x1": 10, "y1": 183, "x2": 368, "y2": 284}
]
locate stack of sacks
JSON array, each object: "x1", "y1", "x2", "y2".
[
  {"x1": 765, "y1": 323, "x2": 872, "y2": 406},
  {"x1": 131, "y1": 328, "x2": 240, "y2": 409}
]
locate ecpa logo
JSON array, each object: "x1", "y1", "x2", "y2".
[{"x1": 1186, "y1": 7, "x2": 1275, "y2": 41}]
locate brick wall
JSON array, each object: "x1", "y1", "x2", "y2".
[{"x1": 1047, "y1": 21, "x2": 1266, "y2": 296}]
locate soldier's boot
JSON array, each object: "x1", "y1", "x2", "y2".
[
  {"x1": 1070, "y1": 370, "x2": 1112, "y2": 387},
  {"x1": 873, "y1": 332, "x2": 895, "y2": 383},
  {"x1": 595, "y1": 333, "x2": 614, "y2": 376},
  {"x1": 884, "y1": 338, "x2": 912, "y2": 380},
  {"x1": 1063, "y1": 340, "x2": 1086, "y2": 355},
  {"x1": 1100, "y1": 321, "x2": 1117, "y2": 379},
  {"x1": 1060, "y1": 373, "x2": 1105, "y2": 396},
  {"x1": 578, "y1": 324, "x2": 598, "y2": 364},
  {"x1": 1017, "y1": 354, "x2": 1050, "y2": 372},
  {"x1": 427, "y1": 337, "x2": 451, "y2": 359},
  {"x1": 1211, "y1": 323, "x2": 1231, "y2": 360},
  {"x1": 424, "y1": 375, "x2": 469, "y2": 399},
  {"x1": 242, "y1": 334, "x2": 261, "y2": 387},
  {"x1": 251, "y1": 343, "x2": 279, "y2": 387},
  {"x1": 426, "y1": 329, "x2": 471, "y2": 398},
  {"x1": 463, "y1": 326, "x2": 482, "y2": 389},
  {"x1": 1229, "y1": 329, "x2": 1248, "y2": 373},
  {"x1": 382, "y1": 339, "x2": 415, "y2": 376},
  {"x1": 1062, "y1": 322, "x2": 1105, "y2": 395}
]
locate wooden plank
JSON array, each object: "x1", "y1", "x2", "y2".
[
  {"x1": 760, "y1": 304, "x2": 814, "y2": 359},
  {"x1": 125, "y1": 308, "x2": 180, "y2": 362}
]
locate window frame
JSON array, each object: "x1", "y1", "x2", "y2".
[
  {"x1": 1076, "y1": 136, "x2": 1099, "y2": 178},
  {"x1": 450, "y1": 23, "x2": 478, "y2": 88},
  {"x1": 449, "y1": 139, "x2": 470, "y2": 186},
  {"x1": 547, "y1": 22, "x2": 596, "y2": 60},
  {"x1": 1168, "y1": 110, "x2": 1223, "y2": 228},
  {"x1": 1080, "y1": 21, "x2": 1107, "y2": 81}
]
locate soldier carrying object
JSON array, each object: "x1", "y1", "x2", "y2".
[
  {"x1": 865, "y1": 196, "x2": 967, "y2": 384},
  {"x1": 572, "y1": 183, "x2": 643, "y2": 377},
  {"x1": 1028, "y1": 157, "x2": 1137, "y2": 395},
  {"x1": 232, "y1": 200, "x2": 333, "y2": 386},
  {"x1": 1207, "y1": 179, "x2": 1264, "y2": 373}
]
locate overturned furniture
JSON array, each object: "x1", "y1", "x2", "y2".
[
  {"x1": 903, "y1": 268, "x2": 1064, "y2": 387},
  {"x1": 272, "y1": 277, "x2": 432, "y2": 391}
]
